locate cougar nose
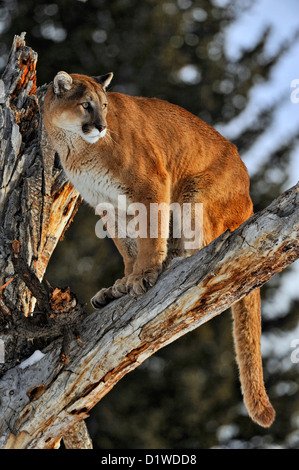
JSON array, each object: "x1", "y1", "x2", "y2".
[{"x1": 95, "y1": 123, "x2": 107, "y2": 133}]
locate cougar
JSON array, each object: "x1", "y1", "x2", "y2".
[{"x1": 43, "y1": 71, "x2": 275, "y2": 427}]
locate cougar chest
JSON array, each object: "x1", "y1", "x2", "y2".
[{"x1": 67, "y1": 167, "x2": 124, "y2": 208}]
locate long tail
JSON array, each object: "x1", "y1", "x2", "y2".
[{"x1": 231, "y1": 289, "x2": 275, "y2": 427}]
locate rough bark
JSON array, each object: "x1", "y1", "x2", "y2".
[
  {"x1": 62, "y1": 421, "x2": 93, "y2": 449},
  {"x1": 0, "y1": 34, "x2": 298, "y2": 449},
  {"x1": 0, "y1": 33, "x2": 82, "y2": 447},
  {"x1": 0, "y1": 33, "x2": 80, "y2": 307}
]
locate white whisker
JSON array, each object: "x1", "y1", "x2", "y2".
[
  {"x1": 108, "y1": 129, "x2": 120, "y2": 138},
  {"x1": 105, "y1": 129, "x2": 119, "y2": 146}
]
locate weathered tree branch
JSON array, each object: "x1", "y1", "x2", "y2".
[
  {"x1": 0, "y1": 180, "x2": 298, "y2": 449},
  {"x1": 0, "y1": 34, "x2": 298, "y2": 449}
]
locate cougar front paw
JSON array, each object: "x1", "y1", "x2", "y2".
[
  {"x1": 91, "y1": 286, "x2": 115, "y2": 308},
  {"x1": 126, "y1": 265, "x2": 162, "y2": 297},
  {"x1": 91, "y1": 277, "x2": 128, "y2": 308},
  {"x1": 111, "y1": 276, "x2": 128, "y2": 297}
]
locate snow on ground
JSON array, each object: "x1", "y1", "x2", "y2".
[{"x1": 19, "y1": 350, "x2": 46, "y2": 370}]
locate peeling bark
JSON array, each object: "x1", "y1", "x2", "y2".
[
  {"x1": 0, "y1": 34, "x2": 298, "y2": 449},
  {"x1": 0, "y1": 33, "x2": 81, "y2": 368},
  {"x1": 0, "y1": 34, "x2": 82, "y2": 447}
]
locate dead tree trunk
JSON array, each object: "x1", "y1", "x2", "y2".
[
  {"x1": 0, "y1": 34, "x2": 298, "y2": 449},
  {"x1": 0, "y1": 32, "x2": 81, "y2": 346},
  {"x1": 0, "y1": 33, "x2": 83, "y2": 447}
]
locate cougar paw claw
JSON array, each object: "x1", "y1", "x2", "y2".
[
  {"x1": 111, "y1": 277, "x2": 128, "y2": 297},
  {"x1": 126, "y1": 266, "x2": 162, "y2": 297}
]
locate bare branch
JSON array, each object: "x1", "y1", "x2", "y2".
[{"x1": 0, "y1": 181, "x2": 298, "y2": 448}]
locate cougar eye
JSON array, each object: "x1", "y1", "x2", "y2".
[
  {"x1": 81, "y1": 102, "x2": 90, "y2": 109},
  {"x1": 102, "y1": 103, "x2": 108, "y2": 110}
]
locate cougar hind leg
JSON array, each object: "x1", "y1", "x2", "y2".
[
  {"x1": 163, "y1": 196, "x2": 204, "y2": 269},
  {"x1": 91, "y1": 236, "x2": 137, "y2": 308},
  {"x1": 231, "y1": 288, "x2": 275, "y2": 427}
]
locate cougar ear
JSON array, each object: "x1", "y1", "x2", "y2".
[
  {"x1": 53, "y1": 71, "x2": 73, "y2": 95},
  {"x1": 93, "y1": 72, "x2": 113, "y2": 92}
]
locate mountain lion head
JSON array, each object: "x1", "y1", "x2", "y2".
[{"x1": 49, "y1": 71, "x2": 113, "y2": 144}]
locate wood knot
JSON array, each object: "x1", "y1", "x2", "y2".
[{"x1": 26, "y1": 383, "x2": 46, "y2": 402}]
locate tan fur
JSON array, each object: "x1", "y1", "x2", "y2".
[{"x1": 43, "y1": 72, "x2": 275, "y2": 427}]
